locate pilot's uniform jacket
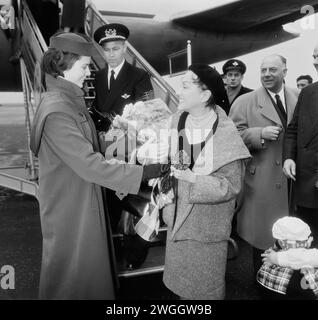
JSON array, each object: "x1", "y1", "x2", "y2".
[
  {"x1": 93, "y1": 60, "x2": 153, "y2": 229},
  {"x1": 94, "y1": 60, "x2": 153, "y2": 123},
  {"x1": 229, "y1": 86, "x2": 298, "y2": 250},
  {"x1": 30, "y1": 74, "x2": 143, "y2": 300}
]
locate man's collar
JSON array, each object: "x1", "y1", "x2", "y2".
[
  {"x1": 267, "y1": 84, "x2": 284, "y2": 97},
  {"x1": 227, "y1": 84, "x2": 242, "y2": 93},
  {"x1": 108, "y1": 59, "x2": 125, "y2": 76}
]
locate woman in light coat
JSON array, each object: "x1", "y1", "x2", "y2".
[
  {"x1": 30, "y1": 32, "x2": 166, "y2": 299},
  {"x1": 162, "y1": 64, "x2": 250, "y2": 300}
]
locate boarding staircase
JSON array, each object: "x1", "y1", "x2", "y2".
[
  {"x1": 0, "y1": 0, "x2": 180, "y2": 281},
  {"x1": 0, "y1": 0, "x2": 238, "y2": 283}
]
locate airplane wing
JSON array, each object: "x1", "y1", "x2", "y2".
[{"x1": 171, "y1": 0, "x2": 318, "y2": 32}]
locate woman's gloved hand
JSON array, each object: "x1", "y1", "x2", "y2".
[{"x1": 141, "y1": 163, "x2": 170, "y2": 181}]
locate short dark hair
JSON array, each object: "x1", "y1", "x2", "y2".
[
  {"x1": 41, "y1": 48, "x2": 80, "y2": 78},
  {"x1": 296, "y1": 75, "x2": 313, "y2": 84}
]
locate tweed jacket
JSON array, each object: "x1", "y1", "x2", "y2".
[{"x1": 162, "y1": 106, "x2": 251, "y2": 242}]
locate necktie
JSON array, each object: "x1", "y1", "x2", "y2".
[
  {"x1": 109, "y1": 69, "x2": 115, "y2": 91},
  {"x1": 275, "y1": 94, "x2": 287, "y2": 121}
]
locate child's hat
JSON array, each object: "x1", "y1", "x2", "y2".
[{"x1": 272, "y1": 216, "x2": 311, "y2": 241}]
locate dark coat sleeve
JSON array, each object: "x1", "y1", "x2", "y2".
[
  {"x1": 93, "y1": 69, "x2": 105, "y2": 111},
  {"x1": 283, "y1": 90, "x2": 303, "y2": 162},
  {"x1": 134, "y1": 69, "x2": 153, "y2": 101}
]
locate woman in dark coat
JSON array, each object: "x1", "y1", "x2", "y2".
[
  {"x1": 30, "y1": 32, "x2": 166, "y2": 299},
  {"x1": 163, "y1": 64, "x2": 250, "y2": 300}
]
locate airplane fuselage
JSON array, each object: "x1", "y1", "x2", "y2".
[{"x1": 104, "y1": 15, "x2": 296, "y2": 75}]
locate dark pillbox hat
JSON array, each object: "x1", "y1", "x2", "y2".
[
  {"x1": 93, "y1": 23, "x2": 129, "y2": 45},
  {"x1": 189, "y1": 63, "x2": 229, "y2": 111},
  {"x1": 49, "y1": 32, "x2": 95, "y2": 56}
]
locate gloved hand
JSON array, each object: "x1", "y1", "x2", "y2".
[{"x1": 141, "y1": 163, "x2": 170, "y2": 181}]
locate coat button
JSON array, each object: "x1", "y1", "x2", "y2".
[
  {"x1": 276, "y1": 160, "x2": 281, "y2": 166},
  {"x1": 276, "y1": 183, "x2": 281, "y2": 189}
]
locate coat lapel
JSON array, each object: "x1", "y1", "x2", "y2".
[
  {"x1": 258, "y1": 87, "x2": 282, "y2": 126},
  {"x1": 285, "y1": 86, "x2": 298, "y2": 125},
  {"x1": 170, "y1": 180, "x2": 194, "y2": 239}
]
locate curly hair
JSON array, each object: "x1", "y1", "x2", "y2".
[{"x1": 41, "y1": 48, "x2": 80, "y2": 78}]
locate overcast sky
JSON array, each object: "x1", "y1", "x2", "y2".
[{"x1": 213, "y1": 14, "x2": 318, "y2": 89}]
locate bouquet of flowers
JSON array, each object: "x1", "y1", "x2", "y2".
[
  {"x1": 0, "y1": 5, "x2": 15, "y2": 30},
  {"x1": 104, "y1": 98, "x2": 175, "y2": 240},
  {"x1": 105, "y1": 99, "x2": 171, "y2": 162}
]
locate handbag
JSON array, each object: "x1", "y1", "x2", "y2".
[
  {"x1": 117, "y1": 183, "x2": 153, "y2": 269},
  {"x1": 120, "y1": 182, "x2": 153, "y2": 218}
]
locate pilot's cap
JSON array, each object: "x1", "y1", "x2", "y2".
[
  {"x1": 189, "y1": 63, "x2": 227, "y2": 107},
  {"x1": 222, "y1": 59, "x2": 246, "y2": 75},
  {"x1": 94, "y1": 23, "x2": 130, "y2": 46},
  {"x1": 49, "y1": 32, "x2": 94, "y2": 56}
]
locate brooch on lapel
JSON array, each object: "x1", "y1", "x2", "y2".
[{"x1": 121, "y1": 93, "x2": 131, "y2": 99}]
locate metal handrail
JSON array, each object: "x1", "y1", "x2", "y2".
[
  {"x1": 17, "y1": 0, "x2": 48, "y2": 181},
  {"x1": 168, "y1": 40, "x2": 192, "y2": 76},
  {"x1": 84, "y1": 5, "x2": 179, "y2": 112},
  {"x1": 21, "y1": 0, "x2": 47, "y2": 54}
]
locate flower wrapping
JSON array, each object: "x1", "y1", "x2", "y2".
[{"x1": 104, "y1": 98, "x2": 174, "y2": 240}]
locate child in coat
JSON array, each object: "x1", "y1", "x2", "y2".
[{"x1": 257, "y1": 216, "x2": 318, "y2": 300}]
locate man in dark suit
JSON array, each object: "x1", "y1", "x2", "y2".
[
  {"x1": 283, "y1": 43, "x2": 318, "y2": 246},
  {"x1": 92, "y1": 23, "x2": 153, "y2": 131},
  {"x1": 222, "y1": 59, "x2": 253, "y2": 107}
]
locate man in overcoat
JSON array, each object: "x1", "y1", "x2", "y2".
[
  {"x1": 283, "y1": 43, "x2": 318, "y2": 246},
  {"x1": 229, "y1": 54, "x2": 299, "y2": 274}
]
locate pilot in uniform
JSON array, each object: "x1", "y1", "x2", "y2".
[
  {"x1": 92, "y1": 24, "x2": 154, "y2": 268},
  {"x1": 92, "y1": 23, "x2": 153, "y2": 131},
  {"x1": 222, "y1": 59, "x2": 253, "y2": 106}
]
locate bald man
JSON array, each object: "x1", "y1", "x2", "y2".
[
  {"x1": 283, "y1": 43, "x2": 318, "y2": 246},
  {"x1": 229, "y1": 54, "x2": 299, "y2": 275}
]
